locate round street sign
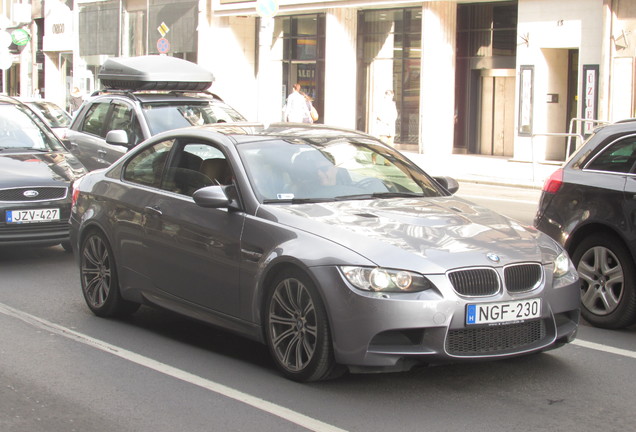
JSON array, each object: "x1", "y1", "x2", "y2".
[
  {"x1": 0, "y1": 50, "x2": 13, "y2": 70},
  {"x1": 157, "y1": 37, "x2": 170, "y2": 54},
  {"x1": 256, "y1": 0, "x2": 278, "y2": 18},
  {"x1": 0, "y1": 30, "x2": 11, "y2": 48},
  {"x1": 11, "y1": 29, "x2": 30, "y2": 46}
]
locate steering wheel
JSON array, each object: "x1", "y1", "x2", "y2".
[{"x1": 354, "y1": 177, "x2": 389, "y2": 192}]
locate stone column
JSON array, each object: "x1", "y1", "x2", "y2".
[
  {"x1": 419, "y1": 2, "x2": 457, "y2": 155},
  {"x1": 324, "y1": 8, "x2": 357, "y2": 128}
]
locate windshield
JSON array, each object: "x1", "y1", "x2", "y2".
[
  {"x1": 28, "y1": 101, "x2": 72, "y2": 128},
  {"x1": 0, "y1": 104, "x2": 66, "y2": 152},
  {"x1": 237, "y1": 138, "x2": 447, "y2": 203},
  {"x1": 143, "y1": 101, "x2": 246, "y2": 135}
]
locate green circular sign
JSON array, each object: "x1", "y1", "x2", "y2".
[{"x1": 11, "y1": 29, "x2": 30, "y2": 46}]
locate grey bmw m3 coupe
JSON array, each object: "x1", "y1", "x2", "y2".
[{"x1": 70, "y1": 123, "x2": 580, "y2": 381}]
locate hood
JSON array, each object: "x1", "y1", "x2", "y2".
[
  {"x1": 0, "y1": 151, "x2": 87, "y2": 187},
  {"x1": 262, "y1": 197, "x2": 554, "y2": 274}
]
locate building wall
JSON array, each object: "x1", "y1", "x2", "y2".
[
  {"x1": 420, "y1": 1, "x2": 456, "y2": 155},
  {"x1": 324, "y1": 8, "x2": 357, "y2": 129},
  {"x1": 25, "y1": 0, "x2": 636, "y2": 165},
  {"x1": 515, "y1": 0, "x2": 604, "y2": 162},
  {"x1": 199, "y1": 14, "x2": 258, "y2": 121}
]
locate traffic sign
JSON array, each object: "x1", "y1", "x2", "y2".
[
  {"x1": 0, "y1": 30, "x2": 11, "y2": 48},
  {"x1": 158, "y1": 22, "x2": 170, "y2": 38},
  {"x1": 11, "y1": 29, "x2": 30, "y2": 46},
  {"x1": 256, "y1": 0, "x2": 278, "y2": 18},
  {"x1": 157, "y1": 37, "x2": 170, "y2": 54},
  {"x1": 0, "y1": 50, "x2": 12, "y2": 70}
]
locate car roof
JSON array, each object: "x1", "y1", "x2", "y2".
[
  {"x1": 0, "y1": 95, "x2": 25, "y2": 106},
  {"x1": 161, "y1": 122, "x2": 379, "y2": 146},
  {"x1": 88, "y1": 89, "x2": 226, "y2": 104}
]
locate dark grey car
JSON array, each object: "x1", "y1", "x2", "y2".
[
  {"x1": 70, "y1": 123, "x2": 580, "y2": 381},
  {"x1": 0, "y1": 96, "x2": 86, "y2": 250},
  {"x1": 535, "y1": 120, "x2": 636, "y2": 329}
]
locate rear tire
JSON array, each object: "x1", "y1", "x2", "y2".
[
  {"x1": 80, "y1": 230, "x2": 139, "y2": 317},
  {"x1": 264, "y1": 269, "x2": 338, "y2": 382},
  {"x1": 572, "y1": 233, "x2": 636, "y2": 329}
]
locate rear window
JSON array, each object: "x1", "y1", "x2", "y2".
[
  {"x1": 585, "y1": 136, "x2": 636, "y2": 174},
  {"x1": 142, "y1": 101, "x2": 246, "y2": 135}
]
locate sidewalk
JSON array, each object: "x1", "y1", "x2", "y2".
[{"x1": 402, "y1": 152, "x2": 562, "y2": 190}]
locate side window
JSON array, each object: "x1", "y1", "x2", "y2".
[
  {"x1": 586, "y1": 137, "x2": 636, "y2": 174},
  {"x1": 107, "y1": 103, "x2": 143, "y2": 146},
  {"x1": 162, "y1": 141, "x2": 231, "y2": 196},
  {"x1": 123, "y1": 139, "x2": 174, "y2": 188},
  {"x1": 80, "y1": 102, "x2": 111, "y2": 137}
]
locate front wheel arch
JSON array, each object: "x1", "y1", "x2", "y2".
[
  {"x1": 79, "y1": 228, "x2": 139, "y2": 318},
  {"x1": 263, "y1": 266, "x2": 342, "y2": 382}
]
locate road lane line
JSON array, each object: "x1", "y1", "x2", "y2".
[
  {"x1": 0, "y1": 302, "x2": 348, "y2": 432},
  {"x1": 572, "y1": 339, "x2": 636, "y2": 359}
]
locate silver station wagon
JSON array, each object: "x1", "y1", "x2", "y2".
[{"x1": 70, "y1": 123, "x2": 581, "y2": 381}]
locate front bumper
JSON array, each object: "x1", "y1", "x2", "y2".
[
  {"x1": 0, "y1": 205, "x2": 71, "y2": 247},
  {"x1": 310, "y1": 266, "x2": 580, "y2": 372}
]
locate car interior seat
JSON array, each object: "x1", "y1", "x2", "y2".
[{"x1": 200, "y1": 158, "x2": 231, "y2": 185}]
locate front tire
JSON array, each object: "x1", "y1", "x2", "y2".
[
  {"x1": 80, "y1": 230, "x2": 139, "y2": 317},
  {"x1": 572, "y1": 233, "x2": 636, "y2": 329},
  {"x1": 265, "y1": 269, "x2": 337, "y2": 382}
]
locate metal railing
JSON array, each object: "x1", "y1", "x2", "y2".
[
  {"x1": 566, "y1": 118, "x2": 610, "y2": 156},
  {"x1": 529, "y1": 132, "x2": 583, "y2": 184}
]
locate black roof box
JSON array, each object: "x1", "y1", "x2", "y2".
[{"x1": 98, "y1": 55, "x2": 214, "y2": 91}]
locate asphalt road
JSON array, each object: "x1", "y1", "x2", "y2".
[{"x1": 2, "y1": 183, "x2": 636, "y2": 432}]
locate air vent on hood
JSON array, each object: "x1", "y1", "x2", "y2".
[{"x1": 354, "y1": 213, "x2": 378, "y2": 218}]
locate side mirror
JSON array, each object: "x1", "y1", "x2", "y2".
[
  {"x1": 105, "y1": 130, "x2": 131, "y2": 148},
  {"x1": 434, "y1": 176, "x2": 460, "y2": 194},
  {"x1": 193, "y1": 185, "x2": 238, "y2": 209}
]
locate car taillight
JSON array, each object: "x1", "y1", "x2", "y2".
[
  {"x1": 542, "y1": 168, "x2": 563, "y2": 194},
  {"x1": 71, "y1": 178, "x2": 83, "y2": 209}
]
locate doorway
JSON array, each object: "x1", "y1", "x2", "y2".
[{"x1": 478, "y1": 69, "x2": 515, "y2": 156}]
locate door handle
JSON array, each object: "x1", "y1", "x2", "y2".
[
  {"x1": 144, "y1": 206, "x2": 163, "y2": 216},
  {"x1": 97, "y1": 149, "x2": 107, "y2": 156}
]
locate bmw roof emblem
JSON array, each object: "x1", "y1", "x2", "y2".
[
  {"x1": 486, "y1": 253, "x2": 500, "y2": 263},
  {"x1": 23, "y1": 190, "x2": 39, "y2": 198}
]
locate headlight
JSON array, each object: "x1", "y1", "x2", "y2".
[
  {"x1": 340, "y1": 266, "x2": 434, "y2": 292},
  {"x1": 553, "y1": 251, "x2": 572, "y2": 278}
]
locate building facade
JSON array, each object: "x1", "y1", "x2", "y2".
[{"x1": 6, "y1": 0, "x2": 636, "y2": 163}]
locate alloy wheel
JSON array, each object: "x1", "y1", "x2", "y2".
[
  {"x1": 578, "y1": 245, "x2": 624, "y2": 316},
  {"x1": 268, "y1": 277, "x2": 318, "y2": 372},
  {"x1": 81, "y1": 234, "x2": 112, "y2": 309}
]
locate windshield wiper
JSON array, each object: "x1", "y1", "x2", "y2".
[
  {"x1": 0, "y1": 146, "x2": 48, "y2": 152},
  {"x1": 335, "y1": 192, "x2": 423, "y2": 200},
  {"x1": 263, "y1": 197, "x2": 336, "y2": 204}
]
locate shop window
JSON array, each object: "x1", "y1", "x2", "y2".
[{"x1": 357, "y1": 8, "x2": 422, "y2": 145}]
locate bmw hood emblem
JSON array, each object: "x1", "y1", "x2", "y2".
[
  {"x1": 486, "y1": 253, "x2": 501, "y2": 263},
  {"x1": 23, "y1": 190, "x2": 39, "y2": 198}
]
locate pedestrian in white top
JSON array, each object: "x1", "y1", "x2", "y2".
[
  {"x1": 284, "y1": 84, "x2": 311, "y2": 123},
  {"x1": 376, "y1": 89, "x2": 398, "y2": 146}
]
